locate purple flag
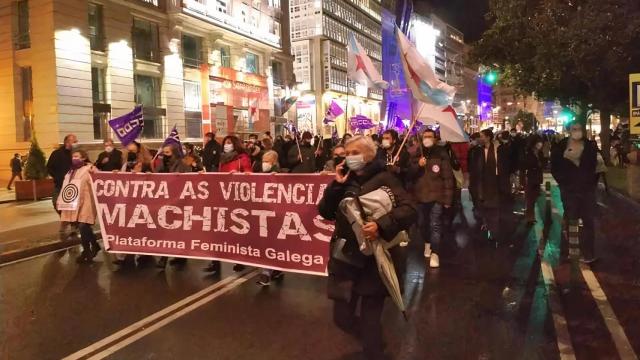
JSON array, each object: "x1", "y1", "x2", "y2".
[
  {"x1": 285, "y1": 122, "x2": 297, "y2": 135},
  {"x1": 322, "y1": 101, "x2": 345, "y2": 124},
  {"x1": 161, "y1": 125, "x2": 183, "y2": 156},
  {"x1": 109, "y1": 105, "x2": 144, "y2": 146},
  {"x1": 349, "y1": 115, "x2": 375, "y2": 130}
]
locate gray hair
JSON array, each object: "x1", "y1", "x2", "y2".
[{"x1": 344, "y1": 135, "x2": 377, "y2": 161}]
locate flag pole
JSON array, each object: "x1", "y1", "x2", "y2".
[
  {"x1": 393, "y1": 102, "x2": 425, "y2": 164},
  {"x1": 344, "y1": 88, "x2": 350, "y2": 137}
]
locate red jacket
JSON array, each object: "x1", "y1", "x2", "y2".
[
  {"x1": 218, "y1": 153, "x2": 252, "y2": 173},
  {"x1": 450, "y1": 142, "x2": 470, "y2": 173}
]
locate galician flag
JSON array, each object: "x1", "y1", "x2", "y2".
[
  {"x1": 396, "y1": 28, "x2": 456, "y2": 106},
  {"x1": 347, "y1": 33, "x2": 388, "y2": 89}
]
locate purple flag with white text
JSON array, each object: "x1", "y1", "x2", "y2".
[
  {"x1": 161, "y1": 125, "x2": 183, "y2": 156},
  {"x1": 350, "y1": 115, "x2": 375, "y2": 130},
  {"x1": 322, "y1": 101, "x2": 345, "y2": 125},
  {"x1": 109, "y1": 105, "x2": 144, "y2": 146}
]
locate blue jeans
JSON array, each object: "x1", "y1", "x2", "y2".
[{"x1": 418, "y1": 202, "x2": 444, "y2": 253}]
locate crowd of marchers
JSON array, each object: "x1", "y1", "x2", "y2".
[{"x1": 38, "y1": 120, "x2": 606, "y2": 360}]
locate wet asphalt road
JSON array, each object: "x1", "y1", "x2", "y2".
[{"x1": 1, "y1": 183, "x2": 639, "y2": 360}]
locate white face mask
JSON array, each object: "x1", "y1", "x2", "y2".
[
  {"x1": 570, "y1": 130, "x2": 583, "y2": 141},
  {"x1": 423, "y1": 138, "x2": 435, "y2": 148},
  {"x1": 105, "y1": 146, "x2": 114, "y2": 153},
  {"x1": 223, "y1": 144, "x2": 234, "y2": 153},
  {"x1": 381, "y1": 139, "x2": 392, "y2": 149},
  {"x1": 345, "y1": 154, "x2": 366, "y2": 172},
  {"x1": 262, "y1": 162, "x2": 272, "y2": 172}
]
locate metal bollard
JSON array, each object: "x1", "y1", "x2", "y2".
[{"x1": 567, "y1": 219, "x2": 581, "y2": 288}]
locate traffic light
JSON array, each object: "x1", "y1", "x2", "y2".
[
  {"x1": 557, "y1": 107, "x2": 576, "y2": 125},
  {"x1": 484, "y1": 70, "x2": 499, "y2": 86}
]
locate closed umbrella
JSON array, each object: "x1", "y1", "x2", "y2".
[{"x1": 339, "y1": 189, "x2": 409, "y2": 320}]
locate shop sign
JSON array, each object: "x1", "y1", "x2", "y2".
[{"x1": 630, "y1": 74, "x2": 640, "y2": 135}]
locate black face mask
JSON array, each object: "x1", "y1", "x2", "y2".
[
  {"x1": 127, "y1": 153, "x2": 137, "y2": 162},
  {"x1": 163, "y1": 155, "x2": 172, "y2": 164},
  {"x1": 333, "y1": 155, "x2": 345, "y2": 165}
]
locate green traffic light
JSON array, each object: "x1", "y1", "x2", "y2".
[{"x1": 484, "y1": 70, "x2": 498, "y2": 85}]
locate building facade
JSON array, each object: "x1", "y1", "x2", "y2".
[
  {"x1": 289, "y1": 0, "x2": 383, "y2": 136},
  {"x1": 0, "y1": 0, "x2": 293, "y2": 181}
]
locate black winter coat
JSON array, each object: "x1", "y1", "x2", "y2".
[
  {"x1": 525, "y1": 151, "x2": 545, "y2": 188},
  {"x1": 95, "y1": 149, "x2": 123, "y2": 172},
  {"x1": 202, "y1": 139, "x2": 222, "y2": 171},
  {"x1": 407, "y1": 145, "x2": 455, "y2": 206},
  {"x1": 468, "y1": 141, "x2": 512, "y2": 208},
  {"x1": 550, "y1": 138, "x2": 598, "y2": 194},
  {"x1": 318, "y1": 161, "x2": 417, "y2": 297},
  {"x1": 47, "y1": 146, "x2": 71, "y2": 189},
  {"x1": 288, "y1": 142, "x2": 316, "y2": 173}
]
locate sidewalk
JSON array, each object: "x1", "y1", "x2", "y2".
[
  {"x1": 0, "y1": 188, "x2": 17, "y2": 203},
  {"x1": 0, "y1": 200, "x2": 84, "y2": 264},
  {"x1": 605, "y1": 165, "x2": 640, "y2": 202}
]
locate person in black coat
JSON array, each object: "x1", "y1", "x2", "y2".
[
  {"x1": 7, "y1": 153, "x2": 23, "y2": 190},
  {"x1": 318, "y1": 135, "x2": 417, "y2": 360},
  {"x1": 288, "y1": 131, "x2": 316, "y2": 173},
  {"x1": 467, "y1": 133, "x2": 482, "y2": 211},
  {"x1": 376, "y1": 129, "x2": 410, "y2": 181},
  {"x1": 551, "y1": 121, "x2": 598, "y2": 262},
  {"x1": 468, "y1": 129, "x2": 513, "y2": 244},
  {"x1": 47, "y1": 134, "x2": 77, "y2": 212},
  {"x1": 202, "y1": 132, "x2": 221, "y2": 172},
  {"x1": 94, "y1": 139, "x2": 123, "y2": 172},
  {"x1": 524, "y1": 134, "x2": 545, "y2": 224}
]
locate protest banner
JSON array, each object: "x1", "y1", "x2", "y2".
[{"x1": 91, "y1": 172, "x2": 334, "y2": 276}]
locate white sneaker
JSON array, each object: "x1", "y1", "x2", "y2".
[
  {"x1": 424, "y1": 244, "x2": 431, "y2": 258},
  {"x1": 429, "y1": 253, "x2": 440, "y2": 268}
]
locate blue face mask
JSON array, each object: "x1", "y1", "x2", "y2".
[{"x1": 345, "y1": 155, "x2": 366, "y2": 172}]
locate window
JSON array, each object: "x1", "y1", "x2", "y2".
[
  {"x1": 18, "y1": 67, "x2": 33, "y2": 141},
  {"x1": 220, "y1": 45, "x2": 231, "y2": 68},
  {"x1": 183, "y1": 81, "x2": 201, "y2": 111},
  {"x1": 14, "y1": 0, "x2": 30, "y2": 50},
  {"x1": 182, "y1": 34, "x2": 202, "y2": 68},
  {"x1": 245, "y1": 52, "x2": 259, "y2": 74},
  {"x1": 91, "y1": 67, "x2": 106, "y2": 104},
  {"x1": 88, "y1": 4, "x2": 104, "y2": 51},
  {"x1": 135, "y1": 75, "x2": 163, "y2": 138},
  {"x1": 91, "y1": 67, "x2": 109, "y2": 139},
  {"x1": 132, "y1": 18, "x2": 159, "y2": 63},
  {"x1": 271, "y1": 61, "x2": 283, "y2": 86}
]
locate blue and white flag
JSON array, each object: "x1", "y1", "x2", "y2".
[{"x1": 109, "y1": 105, "x2": 144, "y2": 146}]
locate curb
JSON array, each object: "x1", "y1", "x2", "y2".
[{"x1": 0, "y1": 231, "x2": 102, "y2": 265}]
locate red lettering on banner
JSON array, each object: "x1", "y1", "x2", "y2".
[{"x1": 91, "y1": 173, "x2": 335, "y2": 275}]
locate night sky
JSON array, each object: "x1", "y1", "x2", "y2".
[{"x1": 414, "y1": 0, "x2": 490, "y2": 42}]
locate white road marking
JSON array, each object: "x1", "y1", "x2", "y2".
[
  {"x1": 547, "y1": 182, "x2": 638, "y2": 360},
  {"x1": 62, "y1": 269, "x2": 258, "y2": 360},
  {"x1": 580, "y1": 264, "x2": 638, "y2": 360},
  {"x1": 541, "y1": 185, "x2": 577, "y2": 359},
  {"x1": 540, "y1": 260, "x2": 576, "y2": 360}
]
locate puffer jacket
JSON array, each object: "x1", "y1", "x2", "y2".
[
  {"x1": 318, "y1": 160, "x2": 417, "y2": 297},
  {"x1": 407, "y1": 145, "x2": 455, "y2": 206}
]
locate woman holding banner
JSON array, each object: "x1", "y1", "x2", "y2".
[
  {"x1": 318, "y1": 135, "x2": 417, "y2": 360},
  {"x1": 203, "y1": 136, "x2": 252, "y2": 275},
  {"x1": 218, "y1": 135, "x2": 252, "y2": 173},
  {"x1": 58, "y1": 149, "x2": 100, "y2": 264},
  {"x1": 156, "y1": 144, "x2": 193, "y2": 270}
]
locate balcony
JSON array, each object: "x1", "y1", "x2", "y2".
[{"x1": 182, "y1": 0, "x2": 282, "y2": 49}]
